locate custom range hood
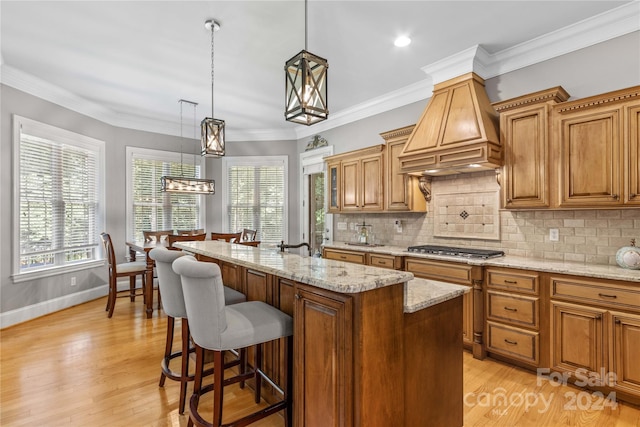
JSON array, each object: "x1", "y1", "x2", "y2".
[{"x1": 399, "y1": 47, "x2": 501, "y2": 176}]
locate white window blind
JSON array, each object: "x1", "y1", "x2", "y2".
[
  {"x1": 14, "y1": 115, "x2": 105, "y2": 277},
  {"x1": 127, "y1": 147, "x2": 204, "y2": 242},
  {"x1": 224, "y1": 156, "x2": 288, "y2": 244}
]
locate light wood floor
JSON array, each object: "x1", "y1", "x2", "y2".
[{"x1": 1, "y1": 296, "x2": 639, "y2": 426}]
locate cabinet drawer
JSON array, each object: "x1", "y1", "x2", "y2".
[
  {"x1": 486, "y1": 269, "x2": 539, "y2": 295},
  {"x1": 323, "y1": 249, "x2": 366, "y2": 264},
  {"x1": 550, "y1": 276, "x2": 640, "y2": 311},
  {"x1": 368, "y1": 254, "x2": 402, "y2": 270},
  {"x1": 486, "y1": 291, "x2": 539, "y2": 329},
  {"x1": 405, "y1": 258, "x2": 477, "y2": 285},
  {"x1": 486, "y1": 321, "x2": 539, "y2": 365}
]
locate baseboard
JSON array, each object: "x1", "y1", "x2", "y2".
[{"x1": 0, "y1": 285, "x2": 109, "y2": 329}]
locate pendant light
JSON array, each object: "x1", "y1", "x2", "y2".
[
  {"x1": 201, "y1": 19, "x2": 226, "y2": 157},
  {"x1": 285, "y1": 0, "x2": 329, "y2": 125},
  {"x1": 161, "y1": 99, "x2": 216, "y2": 195}
]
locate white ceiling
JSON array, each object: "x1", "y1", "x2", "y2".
[{"x1": 1, "y1": 1, "x2": 638, "y2": 141}]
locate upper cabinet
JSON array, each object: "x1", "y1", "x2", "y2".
[
  {"x1": 493, "y1": 87, "x2": 569, "y2": 209},
  {"x1": 494, "y1": 85, "x2": 640, "y2": 209},
  {"x1": 380, "y1": 126, "x2": 427, "y2": 213},
  {"x1": 325, "y1": 145, "x2": 384, "y2": 213},
  {"x1": 554, "y1": 86, "x2": 640, "y2": 208},
  {"x1": 325, "y1": 134, "x2": 428, "y2": 214}
]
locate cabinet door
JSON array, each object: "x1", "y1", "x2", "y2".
[
  {"x1": 294, "y1": 284, "x2": 353, "y2": 427},
  {"x1": 610, "y1": 311, "x2": 640, "y2": 395},
  {"x1": 327, "y1": 161, "x2": 341, "y2": 212},
  {"x1": 551, "y1": 301, "x2": 606, "y2": 376},
  {"x1": 502, "y1": 104, "x2": 550, "y2": 208},
  {"x1": 360, "y1": 153, "x2": 384, "y2": 211},
  {"x1": 340, "y1": 159, "x2": 360, "y2": 211},
  {"x1": 385, "y1": 139, "x2": 411, "y2": 211},
  {"x1": 625, "y1": 104, "x2": 640, "y2": 205},
  {"x1": 462, "y1": 290, "x2": 473, "y2": 347},
  {"x1": 556, "y1": 106, "x2": 622, "y2": 206}
]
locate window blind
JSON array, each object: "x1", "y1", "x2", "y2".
[
  {"x1": 226, "y1": 158, "x2": 286, "y2": 244},
  {"x1": 16, "y1": 117, "x2": 104, "y2": 274},
  {"x1": 129, "y1": 150, "x2": 202, "y2": 241}
]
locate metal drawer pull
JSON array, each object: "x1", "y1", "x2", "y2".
[
  {"x1": 503, "y1": 306, "x2": 518, "y2": 312},
  {"x1": 504, "y1": 280, "x2": 518, "y2": 284},
  {"x1": 504, "y1": 339, "x2": 518, "y2": 345},
  {"x1": 598, "y1": 293, "x2": 617, "y2": 299},
  {"x1": 340, "y1": 255, "x2": 347, "y2": 259}
]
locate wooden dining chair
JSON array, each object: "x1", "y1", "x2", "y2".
[
  {"x1": 237, "y1": 240, "x2": 260, "y2": 247},
  {"x1": 100, "y1": 232, "x2": 148, "y2": 318},
  {"x1": 167, "y1": 233, "x2": 207, "y2": 250},
  {"x1": 240, "y1": 228, "x2": 257, "y2": 242},
  {"x1": 210, "y1": 232, "x2": 242, "y2": 243},
  {"x1": 177, "y1": 229, "x2": 205, "y2": 236},
  {"x1": 143, "y1": 230, "x2": 173, "y2": 243}
]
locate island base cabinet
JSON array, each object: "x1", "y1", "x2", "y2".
[
  {"x1": 404, "y1": 296, "x2": 463, "y2": 427},
  {"x1": 294, "y1": 284, "x2": 353, "y2": 427}
]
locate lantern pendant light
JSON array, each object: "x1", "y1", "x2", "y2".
[
  {"x1": 201, "y1": 19, "x2": 226, "y2": 157},
  {"x1": 162, "y1": 99, "x2": 216, "y2": 195},
  {"x1": 284, "y1": 0, "x2": 328, "y2": 125}
]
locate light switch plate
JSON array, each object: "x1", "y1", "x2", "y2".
[
  {"x1": 337, "y1": 222, "x2": 347, "y2": 231},
  {"x1": 549, "y1": 228, "x2": 559, "y2": 241}
]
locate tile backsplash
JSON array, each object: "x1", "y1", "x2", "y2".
[{"x1": 332, "y1": 171, "x2": 640, "y2": 266}]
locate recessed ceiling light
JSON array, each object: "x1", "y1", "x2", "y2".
[{"x1": 394, "y1": 36, "x2": 411, "y2": 47}]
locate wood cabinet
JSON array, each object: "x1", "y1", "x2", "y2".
[
  {"x1": 550, "y1": 274, "x2": 640, "y2": 402},
  {"x1": 380, "y1": 125, "x2": 427, "y2": 212},
  {"x1": 294, "y1": 284, "x2": 353, "y2": 427},
  {"x1": 404, "y1": 257, "x2": 484, "y2": 358},
  {"x1": 493, "y1": 87, "x2": 569, "y2": 209},
  {"x1": 328, "y1": 145, "x2": 384, "y2": 212},
  {"x1": 485, "y1": 267, "x2": 544, "y2": 368},
  {"x1": 327, "y1": 160, "x2": 340, "y2": 213},
  {"x1": 555, "y1": 86, "x2": 640, "y2": 207},
  {"x1": 322, "y1": 247, "x2": 367, "y2": 264},
  {"x1": 323, "y1": 247, "x2": 403, "y2": 270}
]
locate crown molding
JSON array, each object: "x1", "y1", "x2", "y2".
[{"x1": 2, "y1": 2, "x2": 638, "y2": 142}]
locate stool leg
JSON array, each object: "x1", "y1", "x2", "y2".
[
  {"x1": 159, "y1": 316, "x2": 175, "y2": 387},
  {"x1": 239, "y1": 348, "x2": 246, "y2": 389},
  {"x1": 285, "y1": 335, "x2": 293, "y2": 427},
  {"x1": 178, "y1": 319, "x2": 190, "y2": 414},
  {"x1": 213, "y1": 350, "x2": 225, "y2": 426},
  {"x1": 254, "y1": 343, "x2": 262, "y2": 404},
  {"x1": 188, "y1": 345, "x2": 205, "y2": 427}
]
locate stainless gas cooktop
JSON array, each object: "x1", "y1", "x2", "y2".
[{"x1": 407, "y1": 245, "x2": 504, "y2": 259}]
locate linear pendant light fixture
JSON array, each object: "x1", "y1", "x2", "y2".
[
  {"x1": 284, "y1": 0, "x2": 328, "y2": 125},
  {"x1": 162, "y1": 100, "x2": 215, "y2": 195},
  {"x1": 201, "y1": 19, "x2": 226, "y2": 157}
]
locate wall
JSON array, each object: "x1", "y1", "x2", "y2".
[
  {"x1": 325, "y1": 32, "x2": 640, "y2": 266},
  {"x1": 0, "y1": 85, "x2": 297, "y2": 325}
]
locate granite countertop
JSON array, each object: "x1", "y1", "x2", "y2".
[
  {"x1": 324, "y1": 242, "x2": 640, "y2": 283},
  {"x1": 404, "y1": 278, "x2": 469, "y2": 314},
  {"x1": 174, "y1": 240, "x2": 415, "y2": 294},
  {"x1": 174, "y1": 241, "x2": 469, "y2": 312}
]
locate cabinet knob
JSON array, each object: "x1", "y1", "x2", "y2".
[
  {"x1": 294, "y1": 294, "x2": 301, "y2": 300},
  {"x1": 630, "y1": 194, "x2": 637, "y2": 199},
  {"x1": 612, "y1": 194, "x2": 619, "y2": 200},
  {"x1": 615, "y1": 319, "x2": 622, "y2": 324},
  {"x1": 596, "y1": 314, "x2": 602, "y2": 320}
]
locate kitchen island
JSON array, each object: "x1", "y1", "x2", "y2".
[{"x1": 175, "y1": 240, "x2": 468, "y2": 427}]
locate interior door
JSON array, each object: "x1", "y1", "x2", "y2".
[{"x1": 300, "y1": 146, "x2": 333, "y2": 253}]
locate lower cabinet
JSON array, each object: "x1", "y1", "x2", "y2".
[
  {"x1": 294, "y1": 284, "x2": 353, "y2": 427},
  {"x1": 550, "y1": 274, "x2": 640, "y2": 403}
]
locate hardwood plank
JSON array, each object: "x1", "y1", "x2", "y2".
[{"x1": 1, "y1": 297, "x2": 639, "y2": 426}]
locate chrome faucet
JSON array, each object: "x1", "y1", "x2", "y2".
[{"x1": 278, "y1": 240, "x2": 311, "y2": 255}]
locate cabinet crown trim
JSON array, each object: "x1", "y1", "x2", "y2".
[
  {"x1": 555, "y1": 86, "x2": 640, "y2": 113},
  {"x1": 492, "y1": 86, "x2": 570, "y2": 112},
  {"x1": 324, "y1": 144, "x2": 384, "y2": 162}
]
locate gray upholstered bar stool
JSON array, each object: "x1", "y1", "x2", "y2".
[
  {"x1": 149, "y1": 247, "x2": 246, "y2": 414},
  {"x1": 172, "y1": 256, "x2": 293, "y2": 427}
]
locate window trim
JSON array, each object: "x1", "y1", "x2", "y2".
[
  {"x1": 12, "y1": 115, "x2": 106, "y2": 281},
  {"x1": 222, "y1": 156, "x2": 289, "y2": 244},
  {"x1": 125, "y1": 146, "x2": 207, "y2": 241}
]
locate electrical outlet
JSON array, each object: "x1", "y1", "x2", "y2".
[
  {"x1": 394, "y1": 219, "x2": 403, "y2": 233},
  {"x1": 549, "y1": 228, "x2": 559, "y2": 242},
  {"x1": 337, "y1": 222, "x2": 347, "y2": 231},
  {"x1": 70, "y1": 276, "x2": 77, "y2": 286},
  {"x1": 349, "y1": 222, "x2": 355, "y2": 231}
]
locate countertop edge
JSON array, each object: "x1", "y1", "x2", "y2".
[
  {"x1": 324, "y1": 243, "x2": 640, "y2": 283},
  {"x1": 404, "y1": 278, "x2": 470, "y2": 314}
]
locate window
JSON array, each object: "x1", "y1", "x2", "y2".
[
  {"x1": 126, "y1": 147, "x2": 205, "y2": 241},
  {"x1": 13, "y1": 115, "x2": 105, "y2": 280},
  {"x1": 223, "y1": 156, "x2": 288, "y2": 244}
]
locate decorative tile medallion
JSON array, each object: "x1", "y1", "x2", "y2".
[{"x1": 433, "y1": 190, "x2": 500, "y2": 240}]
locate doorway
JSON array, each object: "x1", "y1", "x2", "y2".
[{"x1": 300, "y1": 146, "x2": 333, "y2": 255}]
